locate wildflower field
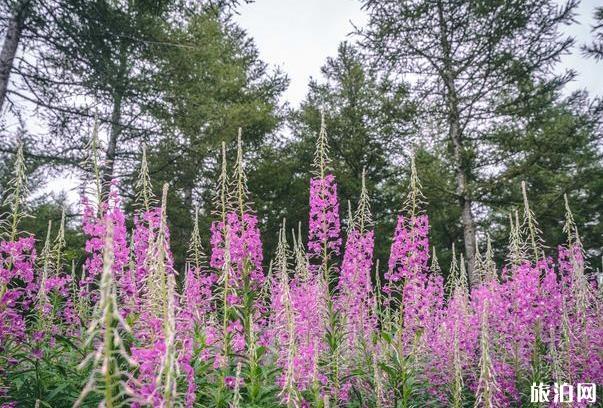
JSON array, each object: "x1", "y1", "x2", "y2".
[{"x1": 0, "y1": 120, "x2": 601, "y2": 408}]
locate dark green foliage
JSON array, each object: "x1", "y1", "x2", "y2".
[
  {"x1": 582, "y1": 6, "x2": 603, "y2": 60},
  {"x1": 19, "y1": 196, "x2": 86, "y2": 267},
  {"x1": 484, "y1": 89, "x2": 603, "y2": 262},
  {"x1": 3, "y1": 337, "x2": 90, "y2": 407},
  {"x1": 141, "y1": 10, "x2": 287, "y2": 269}
]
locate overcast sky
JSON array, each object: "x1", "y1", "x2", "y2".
[{"x1": 234, "y1": 0, "x2": 602, "y2": 107}]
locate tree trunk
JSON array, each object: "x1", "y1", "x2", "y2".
[
  {"x1": 102, "y1": 91, "x2": 122, "y2": 197},
  {"x1": 102, "y1": 45, "x2": 127, "y2": 198},
  {"x1": 436, "y1": 0, "x2": 477, "y2": 285},
  {"x1": 0, "y1": 0, "x2": 29, "y2": 114},
  {"x1": 452, "y1": 121, "x2": 477, "y2": 286},
  {"x1": 183, "y1": 183, "x2": 194, "y2": 215}
]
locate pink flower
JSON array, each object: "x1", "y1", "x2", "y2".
[{"x1": 308, "y1": 174, "x2": 341, "y2": 258}]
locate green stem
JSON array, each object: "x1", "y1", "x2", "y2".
[{"x1": 103, "y1": 296, "x2": 114, "y2": 408}]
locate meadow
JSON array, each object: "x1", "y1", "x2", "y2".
[{"x1": 0, "y1": 121, "x2": 601, "y2": 407}]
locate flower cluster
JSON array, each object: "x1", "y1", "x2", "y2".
[
  {"x1": 308, "y1": 174, "x2": 341, "y2": 257},
  {"x1": 0, "y1": 237, "x2": 36, "y2": 343}
]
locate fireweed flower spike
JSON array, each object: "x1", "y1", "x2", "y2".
[
  {"x1": 355, "y1": 168, "x2": 372, "y2": 233},
  {"x1": 548, "y1": 325, "x2": 565, "y2": 387},
  {"x1": 75, "y1": 219, "x2": 135, "y2": 408},
  {"x1": 562, "y1": 194, "x2": 594, "y2": 316},
  {"x1": 187, "y1": 206, "x2": 206, "y2": 272},
  {"x1": 337, "y1": 169, "x2": 375, "y2": 350},
  {"x1": 183, "y1": 206, "x2": 215, "y2": 328},
  {"x1": 129, "y1": 184, "x2": 184, "y2": 407},
  {"x1": 79, "y1": 184, "x2": 107, "y2": 304},
  {"x1": 474, "y1": 301, "x2": 500, "y2": 408},
  {"x1": 305, "y1": 115, "x2": 345, "y2": 399},
  {"x1": 52, "y1": 208, "x2": 66, "y2": 274},
  {"x1": 455, "y1": 254, "x2": 469, "y2": 301},
  {"x1": 1, "y1": 142, "x2": 30, "y2": 241},
  {"x1": 210, "y1": 133, "x2": 265, "y2": 371},
  {"x1": 273, "y1": 224, "x2": 301, "y2": 406},
  {"x1": 557, "y1": 196, "x2": 602, "y2": 386},
  {"x1": 520, "y1": 181, "x2": 545, "y2": 262},
  {"x1": 483, "y1": 235, "x2": 497, "y2": 282},
  {"x1": 210, "y1": 142, "x2": 233, "y2": 361},
  {"x1": 71, "y1": 263, "x2": 90, "y2": 326},
  {"x1": 0, "y1": 142, "x2": 36, "y2": 346},
  {"x1": 213, "y1": 141, "x2": 229, "y2": 224},
  {"x1": 451, "y1": 324, "x2": 464, "y2": 408},
  {"x1": 373, "y1": 258, "x2": 386, "y2": 328},
  {"x1": 35, "y1": 221, "x2": 53, "y2": 332},
  {"x1": 562, "y1": 193, "x2": 580, "y2": 249},
  {"x1": 142, "y1": 186, "x2": 173, "y2": 317},
  {"x1": 445, "y1": 243, "x2": 458, "y2": 296},
  {"x1": 288, "y1": 223, "x2": 325, "y2": 393},
  {"x1": 230, "y1": 128, "x2": 252, "y2": 217},
  {"x1": 155, "y1": 184, "x2": 180, "y2": 407},
  {"x1": 384, "y1": 153, "x2": 429, "y2": 302},
  {"x1": 308, "y1": 110, "x2": 341, "y2": 282},
  {"x1": 134, "y1": 145, "x2": 156, "y2": 212},
  {"x1": 505, "y1": 210, "x2": 525, "y2": 268},
  {"x1": 270, "y1": 220, "x2": 289, "y2": 348},
  {"x1": 430, "y1": 246, "x2": 441, "y2": 276},
  {"x1": 79, "y1": 117, "x2": 103, "y2": 213},
  {"x1": 228, "y1": 130, "x2": 264, "y2": 288},
  {"x1": 402, "y1": 153, "x2": 426, "y2": 219},
  {"x1": 130, "y1": 154, "x2": 161, "y2": 316}
]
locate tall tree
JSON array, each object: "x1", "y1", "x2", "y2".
[
  {"x1": 361, "y1": 0, "x2": 577, "y2": 283},
  {"x1": 1, "y1": 1, "x2": 247, "y2": 190},
  {"x1": 140, "y1": 11, "x2": 287, "y2": 268},
  {"x1": 16, "y1": 0, "x2": 176, "y2": 195},
  {"x1": 252, "y1": 42, "x2": 415, "y2": 262}
]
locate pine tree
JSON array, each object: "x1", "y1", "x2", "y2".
[
  {"x1": 253, "y1": 41, "x2": 414, "y2": 261},
  {"x1": 142, "y1": 10, "x2": 286, "y2": 268},
  {"x1": 361, "y1": 0, "x2": 578, "y2": 283}
]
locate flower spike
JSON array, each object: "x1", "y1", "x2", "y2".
[
  {"x1": 402, "y1": 153, "x2": 426, "y2": 218},
  {"x1": 506, "y1": 210, "x2": 525, "y2": 267},
  {"x1": 80, "y1": 117, "x2": 103, "y2": 211},
  {"x1": 312, "y1": 109, "x2": 332, "y2": 178},
  {"x1": 75, "y1": 219, "x2": 134, "y2": 408},
  {"x1": 430, "y1": 246, "x2": 441, "y2": 275},
  {"x1": 520, "y1": 181, "x2": 545, "y2": 262},
  {"x1": 1, "y1": 141, "x2": 30, "y2": 240},
  {"x1": 355, "y1": 168, "x2": 373, "y2": 234},
  {"x1": 229, "y1": 128, "x2": 253, "y2": 216},
  {"x1": 187, "y1": 206, "x2": 206, "y2": 271},
  {"x1": 134, "y1": 145, "x2": 156, "y2": 212},
  {"x1": 474, "y1": 301, "x2": 500, "y2": 408},
  {"x1": 52, "y1": 208, "x2": 66, "y2": 275}
]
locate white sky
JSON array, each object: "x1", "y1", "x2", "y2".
[
  {"x1": 234, "y1": 0, "x2": 603, "y2": 107},
  {"x1": 234, "y1": 0, "x2": 368, "y2": 106}
]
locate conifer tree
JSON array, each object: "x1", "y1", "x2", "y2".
[{"x1": 361, "y1": 0, "x2": 579, "y2": 283}]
